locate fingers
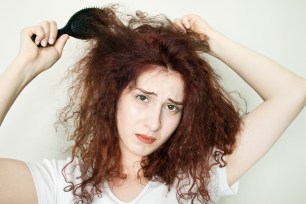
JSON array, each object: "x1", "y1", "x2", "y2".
[
  {"x1": 174, "y1": 14, "x2": 211, "y2": 36},
  {"x1": 48, "y1": 21, "x2": 57, "y2": 45},
  {"x1": 29, "y1": 20, "x2": 58, "y2": 47},
  {"x1": 174, "y1": 18, "x2": 187, "y2": 33},
  {"x1": 174, "y1": 15, "x2": 194, "y2": 33},
  {"x1": 181, "y1": 16, "x2": 191, "y2": 29}
]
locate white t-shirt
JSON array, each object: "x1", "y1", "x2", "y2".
[{"x1": 26, "y1": 159, "x2": 238, "y2": 204}]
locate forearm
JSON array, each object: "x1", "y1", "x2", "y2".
[
  {"x1": 207, "y1": 29, "x2": 306, "y2": 103},
  {"x1": 0, "y1": 57, "x2": 35, "y2": 126}
]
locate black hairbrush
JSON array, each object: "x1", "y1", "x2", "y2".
[{"x1": 31, "y1": 7, "x2": 102, "y2": 46}]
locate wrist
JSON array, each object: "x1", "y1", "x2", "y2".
[
  {"x1": 5, "y1": 56, "x2": 38, "y2": 89},
  {"x1": 205, "y1": 29, "x2": 228, "y2": 58},
  {"x1": 206, "y1": 29, "x2": 221, "y2": 57}
]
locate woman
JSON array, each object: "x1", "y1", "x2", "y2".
[{"x1": 0, "y1": 6, "x2": 305, "y2": 204}]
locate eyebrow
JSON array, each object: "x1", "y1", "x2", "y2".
[
  {"x1": 136, "y1": 87, "x2": 157, "y2": 96},
  {"x1": 135, "y1": 87, "x2": 183, "y2": 105}
]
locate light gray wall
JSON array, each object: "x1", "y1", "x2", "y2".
[{"x1": 0, "y1": 0, "x2": 305, "y2": 203}]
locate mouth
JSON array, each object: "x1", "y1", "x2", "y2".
[{"x1": 136, "y1": 134, "x2": 157, "y2": 144}]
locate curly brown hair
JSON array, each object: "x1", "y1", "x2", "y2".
[{"x1": 59, "y1": 4, "x2": 242, "y2": 204}]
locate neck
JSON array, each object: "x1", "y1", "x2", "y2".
[
  {"x1": 119, "y1": 142, "x2": 145, "y2": 178},
  {"x1": 121, "y1": 154, "x2": 143, "y2": 177},
  {"x1": 109, "y1": 155, "x2": 147, "y2": 187}
]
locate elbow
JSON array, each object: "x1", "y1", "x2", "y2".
[
  {"x1": 291, "y1": 78, "x2": 306, "y2": 107},
  {"x1": 302, "y1": 79, "x2": 306, "y2": 106},
  {"x1": 279, "y1": 77, "x2": 306, "y2": 108}
]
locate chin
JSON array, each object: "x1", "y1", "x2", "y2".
[
  {"x1": 134, "y1": 151, "x2": 151, "y2": 158},
  {"x1": 132, "y1": 148, "x2": 154, "y2": 158}
]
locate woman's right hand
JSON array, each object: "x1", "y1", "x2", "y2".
[
  {"x1": 16, "y1": 20, "x2": 69, "y2": 79},
  {"x1": 0, "y1": 21, "x2": 69, "y2": 126}
]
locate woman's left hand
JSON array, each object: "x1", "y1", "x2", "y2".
[{"x1": 174, "y1": 14, "x2": 213, "y2": 37}]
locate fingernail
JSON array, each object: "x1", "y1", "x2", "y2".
[
  {"x1": 41, "y1": 40, "x2": 47, "y2": 47},
  {"x1": 49, "y1": 38, "x2": 55, "y2": 45}
]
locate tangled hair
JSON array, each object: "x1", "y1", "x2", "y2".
[{"x1": 59, "y1": 4, "x2": 242, "y2": 204}]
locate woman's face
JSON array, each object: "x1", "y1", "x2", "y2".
[{"x1": 116, "y1": 68, "x2": 184, "y2": 161}]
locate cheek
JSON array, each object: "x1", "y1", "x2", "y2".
[
  {"x1": 117, "y1": 98, "x2": 142, "y2": 130},
  {"x1": 162, "y1": 114, "x2": 182, "y2": 138},
  {"x1": 121, "y1": 104, "x2": 140, "y2": 122}
]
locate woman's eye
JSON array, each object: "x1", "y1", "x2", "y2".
[
  {"x1": 136, "y1": 95, "x2": 149, "y2": 102},
  {"x1": 165, "y1": 104, "x2": 180, "y2": 113}
]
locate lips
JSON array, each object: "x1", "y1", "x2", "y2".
[{"x1": 136, "y1": 134, "x2": 156, "y2": 144}]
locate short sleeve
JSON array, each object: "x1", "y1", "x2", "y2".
[
  {"x1": 25, "y1": 159, "x2": 75, "y2": 204},
  {"x1": 217, "y1": 166, "x2": 239, "y2": 196},
  {"x1": 207, "y1": 165, "x2": 239, "y2": 203}
]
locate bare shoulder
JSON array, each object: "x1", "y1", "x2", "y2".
[{"x1": 0, "y1": 158, "x2": 38, "y2": 204}]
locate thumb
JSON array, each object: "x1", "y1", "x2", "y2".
[{"x1": 54, "y1": 34, "x2": 69, "y2": 55}]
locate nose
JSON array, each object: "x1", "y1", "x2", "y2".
[{"x1": 144, "y1": 106, "x2": 162, "y2": 132}]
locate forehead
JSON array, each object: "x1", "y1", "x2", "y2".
[{"x1": 136, "y1": 68, "x2": 185, "y2": 100}]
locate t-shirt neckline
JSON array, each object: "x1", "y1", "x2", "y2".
[{"x1": 104, "y1": 180, "x2": 153, "y2": 204}]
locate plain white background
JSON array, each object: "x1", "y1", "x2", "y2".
[{"x1": 0, "y1": 0, "x2": 305, "y2": 203}]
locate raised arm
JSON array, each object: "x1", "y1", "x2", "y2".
[
  {"x1": 175, "y1": 15, "x2": 306, "y2": 185},
  {"x1": 0, "y1": 21, "x2": 68, "y2": 204},
  {"x1": 0, "y1": 20, "x2": 68, "y2": 126}
]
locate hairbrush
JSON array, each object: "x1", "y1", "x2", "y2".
[{"x1": 31, "y1": 7, "x2": 102, "y2": 46}]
